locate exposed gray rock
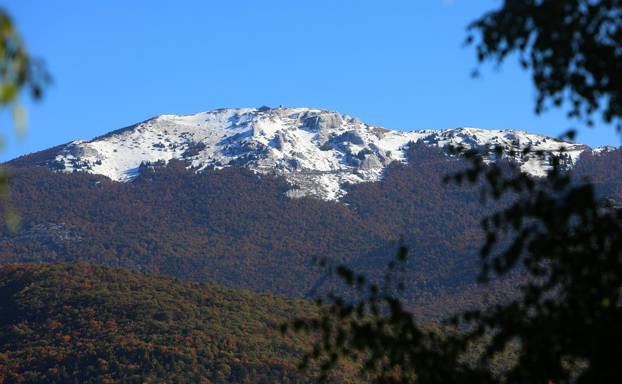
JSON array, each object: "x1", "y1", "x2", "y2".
[
  {"x1": 357, "y1": 148, "x2": 373, "y2": 160},
  {"x1": 333, "y1": 130, "x2": 365, "y2": 145},
  {"x1": 285, "y1": 188, "x2": 308, "y2": 199},
  {"x1": 360, "y1": 154, "x2": 383, "y2": 170},
  {"x1": 2, "y1": 222, "x2": 82, "y2": 245},
  {"x1": 42, "y1": 107, "x2": 594, "y2": 201}
]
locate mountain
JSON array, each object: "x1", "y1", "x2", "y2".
[
  {"x1": 2, "y1": 107, "x2": 621, "y2": 321},
  {"x1": 13, "y1": 107, "x2": 592, "y2": 200},
  {"x1": 1, "y1": 108, "x2": 618, "y2": 383},
  {"x1": 0, "y1": 263, "x2": 358, "y2": 383}
]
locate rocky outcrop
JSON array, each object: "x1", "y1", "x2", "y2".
[{"x1": 41, "y1": 107, "x2": 594, "y2": 200}]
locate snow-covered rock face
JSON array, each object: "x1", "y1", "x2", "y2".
[{"x1": 50, "y1": 107, "x2": 592, "y2": 200}]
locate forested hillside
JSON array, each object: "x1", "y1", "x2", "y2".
[
  {"x1": 2, "y1": 146, "x2": 621, "y2": 319},
  {"x1": 0, "y1": 263, "x2": 353, "y2": 384}
]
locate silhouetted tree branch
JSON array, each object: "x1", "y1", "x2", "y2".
[
  {"x1": 467, "y1": 0, "x2": 622, "y2": 130},
  {"x1": 288, "y1": 1, "x2": 622, "y2": 382}
]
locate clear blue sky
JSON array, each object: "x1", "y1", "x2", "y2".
[{"x1": 2, "y1": 0, "x2": 620, "y2": 161}]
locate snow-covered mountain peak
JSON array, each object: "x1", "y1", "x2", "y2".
[{"x1": 48, "y1": 107, "x2": 593, "y2": 200}]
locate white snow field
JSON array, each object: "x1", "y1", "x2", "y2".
[{"x1": 49, "y1": 107, "x2": 594, "y2": 200}]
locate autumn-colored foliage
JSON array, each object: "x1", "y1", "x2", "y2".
[
  {"x1": 3, "y1": 146, "x2": 622, "y2": 320},
  {"x1": 0, "y1": 263, "x2": 353, "y2": 383}
]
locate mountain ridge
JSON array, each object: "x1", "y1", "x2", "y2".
[
  {"x1": 9, "y1": 107, "x2": 599, "y2": 200},
  {"x1": 3, "y1": 132, "x2": 622, "y2": 321}
]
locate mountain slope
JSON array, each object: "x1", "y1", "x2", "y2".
[
  {"x1": 0, "y1": 263, "x2": 354, "y2": 384},
  {"x1": 0, "y1": 146, "x2": 524, "y2": 319},
  {"x1": 2, "y1": 109, "x2": 620, "y2": 320},
  {"x1": 13, "y1": 107, "x2": 590, "y2": 200}
]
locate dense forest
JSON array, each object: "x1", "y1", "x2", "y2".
[
  {"x1": 0, "y1": 263, "x2": 357, "y2": 384},
  {"x1": 2, "y1": 146, "x2": 621, "y2": 319}
]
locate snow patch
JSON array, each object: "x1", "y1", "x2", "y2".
[{"x1": 49, "y1": 107, "x2": 596, "y2": 200}]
